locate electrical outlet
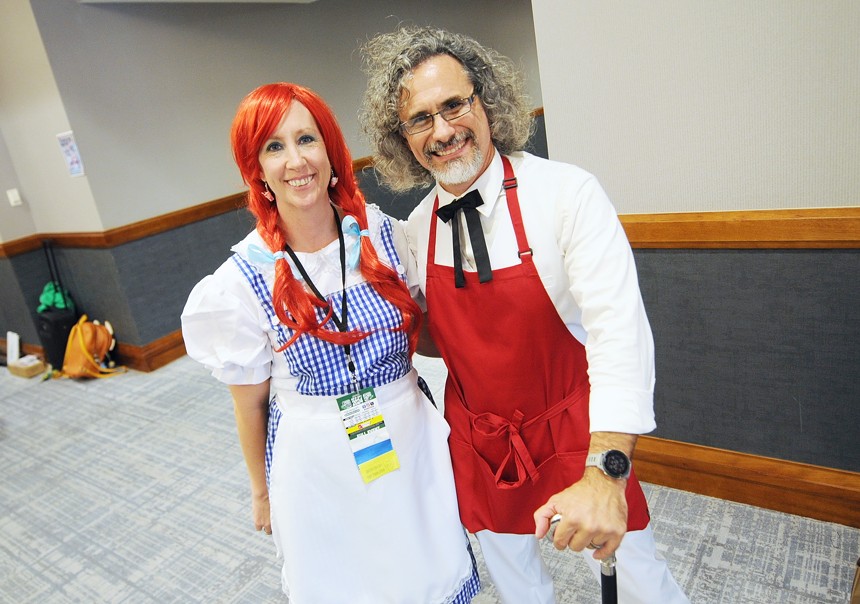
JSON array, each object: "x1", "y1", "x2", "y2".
[{"x1": 6, "y1": 188, "x2": 22, "y2": 207}]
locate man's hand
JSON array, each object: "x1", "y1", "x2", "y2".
[
  {"x1": 534, "y1": 469, "x2": 627, "y2": 560},
  {"x1": 534, "y1": 432, "x2": 636, "y2": 560}
]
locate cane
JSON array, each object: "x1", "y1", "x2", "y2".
[
  {"x1": 549, "y1": 514, "x2": 618, "y2": 604},
  {"x1": 599, "y1": 553, "x2": 617, "y2": 604}
]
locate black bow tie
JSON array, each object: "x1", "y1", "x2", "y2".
[{"x1": 435, "y1": 190, "x2": 493, "y2": 288}]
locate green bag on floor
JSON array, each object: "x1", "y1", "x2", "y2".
[{"x1": 37, "y1": 281, "x2": 75, "y2": 314}]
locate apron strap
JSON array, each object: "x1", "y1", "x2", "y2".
[{"x1": 500, "y1": 155, "x2": 534, "y2": 261}]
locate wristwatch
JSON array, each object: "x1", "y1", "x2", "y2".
[{"x1": 585, "y1": 449, "x2": 631, "y2": 479}]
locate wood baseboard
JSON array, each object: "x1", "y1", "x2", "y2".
[
  {"x1": 1, "y1": 331, "x2": 187, "y2": 374},
  {"x1": 0, "y1": 330, "x2": 185, "y2": 372},
  {"x1": 0, "y1": 339, "x2": 44, "y2": 362},
  {"x1": 113, "y1": 330, "x2": 187, "y2": 372},
  {"x1": 635, "y1": 435, "x2": 860, "y2": 528},
  {"x1": 0, "y1": 193, "x2": 247, "y2": 257}
]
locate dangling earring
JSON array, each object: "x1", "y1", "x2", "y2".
[
  {"x1": 262, "y1": 181, "x2": 275, "y2": 202},
  {"x1": 329, "y1": 170, "x2": 338, "y2": 188}
]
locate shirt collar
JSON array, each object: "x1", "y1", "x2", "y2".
[
  {"x1": 435, "y1": 149, "x2": 504, "y2": 218},
  {"x1": 231, "y1": 229, "x2": 300, "y2": 279}
]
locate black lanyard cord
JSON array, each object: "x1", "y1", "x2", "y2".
[{"x1": 282, "y1": 205, "x2": 358, "y2": 384}]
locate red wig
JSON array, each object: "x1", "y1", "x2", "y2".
[{"x1": 229, "y1": 83, "x2": 421, "y2": 354}]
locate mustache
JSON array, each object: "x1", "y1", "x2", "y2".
[{"x1": 425, "y1": 130, "x2": 473, "y2": 157}]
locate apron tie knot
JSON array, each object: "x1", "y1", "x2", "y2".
[{"x1": 471, "y1": 409, "x2": 540, "y2": 489}]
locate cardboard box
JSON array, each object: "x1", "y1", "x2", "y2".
[{"x1": 8, "y1": 355, "x2": 47, "y2": 378}]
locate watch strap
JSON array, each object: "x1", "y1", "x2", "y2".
[{"x1": 585, "y1": 453, "x2": 602, "y2": 467}]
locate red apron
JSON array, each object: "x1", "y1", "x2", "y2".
[{"x1": 426, "y1": 156, "x2": 650, "y2": 534}]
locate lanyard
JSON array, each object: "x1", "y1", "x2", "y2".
[{"x1": 283, "y1": 205, "x2": 358, "y2": 390}]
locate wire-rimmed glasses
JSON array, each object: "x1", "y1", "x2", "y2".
[{"x1": 399, "y1": 94, "x2": 476, "y2": 135}]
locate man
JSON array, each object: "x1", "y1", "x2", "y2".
[{"x1": 360, "y1": 26, "x2": 689, "y2": 604}]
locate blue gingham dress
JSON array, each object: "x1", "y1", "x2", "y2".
[{"x1": 181, "y1": 206, "x2": 479, "y2": 604}]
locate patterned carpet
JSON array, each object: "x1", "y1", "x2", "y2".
[{"x1": 0, "y1": 355, "x2": 857, "y2": 603}]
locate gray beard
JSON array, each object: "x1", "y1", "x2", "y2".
[{"x1": 428, "y1": 146, "x2": 485, "y2": 187}]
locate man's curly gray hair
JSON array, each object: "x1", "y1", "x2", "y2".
[{"x1": 359, "y1": 26, "x2": 534, "y2": 192}]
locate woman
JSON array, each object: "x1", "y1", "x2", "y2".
[{"x1": 181, "y1": 83, "x2": 480, "y2": 603}]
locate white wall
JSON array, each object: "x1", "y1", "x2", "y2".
[
  {"x1": 532, "y1": 0, "x2": 860, "y2": 215},
  {"x1": 0, "y1": 0, "x2": 101, "y2": 242},
  {"x1": 0, "y1": 0, "x2": 541, "y2": 239}
]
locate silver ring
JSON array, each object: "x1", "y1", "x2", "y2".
[{"x1": 587, "y1": 541, "x2": 602, "y2": 550}]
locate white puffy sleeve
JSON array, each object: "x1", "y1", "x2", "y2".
[
  {"x1": 387, "y1": 213, "x2": 427, "y2": 311},
  {"x1": 181, "y1": 259, "x2": 273, "y2": 385}
]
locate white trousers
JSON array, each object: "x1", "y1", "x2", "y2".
[{"x1": 475, "y1": 524, "x2": 689, "y2": 604}]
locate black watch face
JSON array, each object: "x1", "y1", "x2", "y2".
[{"x1": 604, "y1": 450, "x2": 630, "y2": 477}]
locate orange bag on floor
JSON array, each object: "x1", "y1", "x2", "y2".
[{"x1": 61, "y1": 314, "x2": 125, "y2": 379}]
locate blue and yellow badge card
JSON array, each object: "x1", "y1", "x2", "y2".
[{"x1": 336, "y1": 387, "x2": 400, "y2": 483}]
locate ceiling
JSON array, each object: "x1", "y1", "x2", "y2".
[{"x1": 78, "y1": 1, "x2": 318, "y2": 4}]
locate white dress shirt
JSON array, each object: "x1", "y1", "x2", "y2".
[{"x1": 405, "y1": 150, "x2": 656, "y2": 434}]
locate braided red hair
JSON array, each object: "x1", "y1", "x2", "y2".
[{"x1": 230, "y1": 83, "x2": 421, "y2": 354}]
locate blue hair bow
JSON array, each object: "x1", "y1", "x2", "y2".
[
  {"x1": 342, "y1": 215, "x2": 370, "y2": 269},
  {"x1": 246, "y1": 244, "x2": 303, "y2": 281},
  {"x1": 247, "y1": 244, "x2": 285, "y2": 265}
]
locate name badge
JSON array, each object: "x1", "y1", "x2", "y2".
[{"x1": 336, "y1": 387, "x2": 400, "y2": 483}]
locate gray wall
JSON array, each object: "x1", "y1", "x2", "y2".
[
  {"x1": 1, "y1": 207, "x2": 255, "y2": 348},
  {"x1": 0, "y1": 256, "x2": 39, "y2": 346},
  {"x1": 638, "y1": 249, "x2": 860, "y2": 472},
  {"x1": 22, "y1": 0, "x2": 542, "y2": 232}
]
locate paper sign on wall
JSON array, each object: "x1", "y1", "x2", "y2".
[{"x1": 57, "y1": 131, "x2": 85, "y2": 177}]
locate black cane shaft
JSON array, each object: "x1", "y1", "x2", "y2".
[
  {"x1": 601, "y1": 573, "x2": 617, "y2": 604},
  {"x1": 601, "y1": 555, "x2": 618, "y2": 604}
]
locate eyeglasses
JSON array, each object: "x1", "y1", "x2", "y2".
[{"x1": 399, "y1": 94, "x2": 476, "y2": 135}]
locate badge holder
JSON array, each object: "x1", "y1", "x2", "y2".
[{"x1": 337, "y1": 387, "x2": 400, "y2": 483}]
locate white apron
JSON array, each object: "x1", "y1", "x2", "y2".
[{"x1": 269, "y1": 369, "x2": 474, "y2": 603}]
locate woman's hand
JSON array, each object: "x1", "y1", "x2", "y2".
[{"x1": 252, "y1": 489, "x2": 272, "y2": 535}]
